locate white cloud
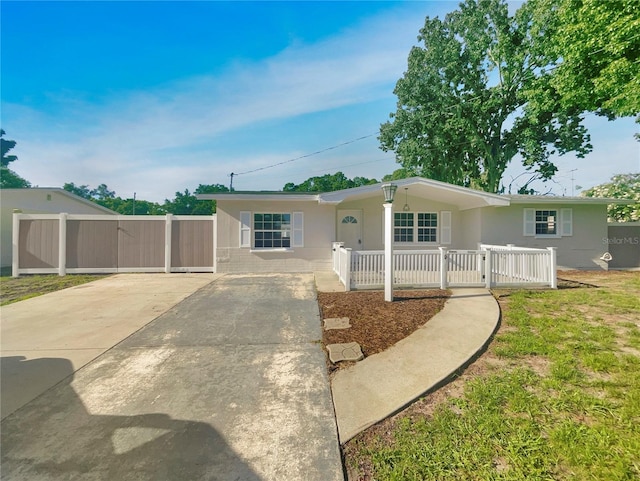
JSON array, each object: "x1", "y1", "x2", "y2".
[{"x1": 4, "y1": 4, "x2": 430, "y2": 201}]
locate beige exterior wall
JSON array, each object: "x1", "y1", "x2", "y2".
[
  {"x1": 478, "y1": 204, "x2": 610, "y2": 269},
  {"x1": 1, "y1": 189, "x2": 115, "y2": 268},
  {"x1": 216, "y1": 200, "x2": 335, "y2": 272},
  {"x1": 337, "y1": 194, "x2": 464, "y2": 250}
]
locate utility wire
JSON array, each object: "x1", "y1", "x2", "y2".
[{"x1": 234, "y1": 134, "x2": 377, "y2": 176}]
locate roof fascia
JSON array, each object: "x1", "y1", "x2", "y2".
[
  {"x1": 196, "y1": 193, "x2": 320, "y2": 202},
  {"x1": 507, "y1": 195, "x2": 635, "y2": 205}
]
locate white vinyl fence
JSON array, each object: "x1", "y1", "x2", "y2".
[{"x1": 332, "y1": 242, "x2": 556, "y2": 291}]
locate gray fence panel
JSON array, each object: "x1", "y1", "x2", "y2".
[
  {"x1": 118, "y1": 220, "x2": 165, "y2": 268},
  {"x1": 66, "y1": 220, "x2": 118, "y2": 269},
  {"x1": 607, "y1": 225, "x2": 640, "y2": 268},
  {"x1": 171, "y1": 219, "x2": 213, "y2": 268},
  {"x1": 19, "y1": 219, "x2": 59, "y2": 268}
]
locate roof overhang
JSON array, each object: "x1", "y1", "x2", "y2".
[
  {"x1": 506, "y1": 195, "x2": 635, "y2": 205},
  {"x1": 318, "y1": 177, "x2": 509, "y2": 210},
  {"x1": 196, "y1": 192, "x2": 320, "y2": 202}
]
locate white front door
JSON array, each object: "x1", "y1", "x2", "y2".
[{"x1": 338, "y1": 210, "x2": 362, "y2": 249}]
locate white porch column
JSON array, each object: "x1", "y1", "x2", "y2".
[{"x1": 384, "y1": 202, "x2": 394, "y2": 302}]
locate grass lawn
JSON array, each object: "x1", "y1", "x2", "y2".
[
  {"x1": 344, "y1": 271, "x2": 640, "y2": 480},
  {"x1": 0, "y1": 269, "x2": 108, "y2": 306}
]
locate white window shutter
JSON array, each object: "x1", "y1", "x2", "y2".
[
  {"x1": 292, "y1": 212, "x2": 304, "y2": 247},
  {"x1": 440, "y1": 211, "x2": 451, "y2": 245},
  {"x1": 523, "y1": 209, "x2": 535, "y2": 236},
  {"x1": 561, "y1": 208, "x2": 573, "y2": 236},
  {"x1": 240, "y1": 211, "x2": 251, "y2": 247}
]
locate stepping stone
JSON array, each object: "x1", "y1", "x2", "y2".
[
  {"x1": 323, "y1": 317, "x2": 351, "y2": 330},
  {"x1": 326, "y1": 342, "x2": 364, "y2": 363}
]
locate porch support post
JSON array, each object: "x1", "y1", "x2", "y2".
[
  {"x1": 547, "y1": 247, "x2": 557, "y2": 289},
  {"x1": 58, "y1": 213, "x2": 67, "y2": 276},
  {"x1": 384, "y1": 202, "x2": 394, "y2": 302},
  {"x1": 439, "y1": 247, "x2": 448, "y2": 290}
]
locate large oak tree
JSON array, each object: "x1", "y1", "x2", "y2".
[{"x1": 379, "y1": 0, "x2": 592, "y2": 193}]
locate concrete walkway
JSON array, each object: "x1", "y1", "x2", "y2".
[
  {"x1": 1, "y1": 273, "x2": 343, "y2": 481},
  {"x1": 330, "y1": 288, "x2": 500, "y2": 443}
]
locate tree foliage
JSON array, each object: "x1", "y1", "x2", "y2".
[
  {"x1": 582, "y1": 173, "x2": 640, "y2": 222},
  {"x1": 0, "y1": 129, "x2": 31, "y2": 188},
  {"x1": 379, "y1": 0, "x2": 592, "y2": 193},
  {"x1": 283, "y1": 172, "x2": 378, "y2": 192},
  {"x1": 540, "y1": 0, "x2": 640, "y2": 120}
]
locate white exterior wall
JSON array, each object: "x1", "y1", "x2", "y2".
[
  {"x1": 1, "y1": 189, "x2": 116, "y2": 268},
  {"x1": 215, "y1": 200, "x2": 335, "y2": 273},
  {"x1": 337, "y1": 194, "x2": 463, "y2": 250},
  {"x1": 479, "y1": 204, "x2": 610, "y2": 269}
]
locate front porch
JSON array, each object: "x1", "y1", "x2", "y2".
[{"x1": 332, "y1": 243, "x2": 557, "y2": 291}]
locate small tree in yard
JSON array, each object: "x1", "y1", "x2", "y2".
[{"x1": 582, "y1": 173, "x2": 640, "y2": 222}]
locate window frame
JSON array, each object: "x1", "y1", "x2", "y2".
[
  {"x1": 523, "y1": 208, "x2": 572, "y2": 238},
  {"x1": 240, "y1": 211, "x2": 304, "y2": 250},
  {"x1": 393, "y1": 211, "x2": 439, "y2": 245}
]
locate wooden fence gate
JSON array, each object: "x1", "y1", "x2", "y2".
[{"x1": 12, "y1": 213, "x2": 216, "y2": 276}]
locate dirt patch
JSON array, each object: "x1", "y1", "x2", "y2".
[{"x1": 318, "y1": 289, "x2": 449, "y2": 373}]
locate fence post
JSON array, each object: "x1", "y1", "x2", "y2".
[
  {"x1": 165, "y1": 214, "x2": 173, "y2": 273},
  {"x1": 58, "y1": 213, "x2": 67, "y2": 276},
  {"x1": 344, "y1": 248, "x2": 352, "y2": 292},
  {"x1": 439, "y1": 247, "x2": 448, "y2": 290},
  {"x1": 12, "y1": 210, "x2": 22, "y2": 277},
  {"x1": 484, "y1": 248, "x2": 492, "y2": 289},
  {"x1": 547, "y1": 247, "x2": 557, "y2": 289}
]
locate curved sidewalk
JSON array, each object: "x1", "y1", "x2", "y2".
[{"x1": 330, "y1": 288, "x2": 500, "y2": 443}]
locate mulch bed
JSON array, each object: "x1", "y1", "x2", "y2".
[{"x1": 318, "y1": 289, "x2": 449, "y2": 372}]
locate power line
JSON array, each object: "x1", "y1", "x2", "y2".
[{"x1": 234, "y1": 134, "x2": 377, "y2": 176}]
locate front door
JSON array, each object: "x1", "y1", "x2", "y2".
[{"x1": 338, "y1": 210, "x2": 362, "y2": 249}]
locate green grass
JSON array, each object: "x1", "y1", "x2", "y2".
[
  {"x1": 0, "y1": 272, "x2": 108, "y2": 305},
  {"x1": 347, "y1": 272, "x2": 640, "y2": 480}
]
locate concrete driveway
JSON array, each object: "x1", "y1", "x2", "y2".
[{"x1": 1, "y1": 273, "x2": 343, "y2": 481}]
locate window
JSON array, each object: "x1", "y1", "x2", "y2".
[
  {"x1": 240, "y1": 211, "x2": 304, "y2": 249},
  {"x1": 394, "y1": 212, "x2": 414, "y2": 242},
  {"x1": 394, "y1": 212, "x2": 439, "y2": 243},
  {"x1": 524, "y1": 208, "x2": 572, "y2": 237},
  {"x1": 536, "y1": 210, "x2": 557, "y2": 235},
  {"x1": 254, "y1": 213, "x2": 291, "y2": 248},
  {"x1": 341, "y1": 216, "x2": 358, "y2": 224}
]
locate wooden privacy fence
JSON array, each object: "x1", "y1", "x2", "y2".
[
  {"x1": 332, "y1": 243, "x2": 557, "y2": 290},
  {"x1": 12, "y1": 213, "x2": 216, "y2": 276}
]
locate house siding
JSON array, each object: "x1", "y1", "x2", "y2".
[
  {"x1": 337, "y1": 195, "x2": 463, "y2": 250},
  {"x1": 479, "y1": 204, "x2": 609, "y2": 269},
  {"x1": 215, "y1": 200, "x2": 335, "y2": 272}
]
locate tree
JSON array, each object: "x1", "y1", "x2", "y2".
[
  {"x1": 582, "y1": 173, "x2": 640, "y2": 222},
  {"x1": 63, "y1": 182, "x2": 94, "y2": 199},
  {"x1": 283, "y1": 172, "x2": 378, "y2": 192},
  {"x1": 541, "y1": 0, "x2": 640, "y2": 121},
  {"x1": 163, "y1": 184, "x2": 229, "y2": 215},
  {"x1": 379, "y1": 0, "x2": 591, "y2": 193},
  {"x1": 0, "y1": 129, "x2": 31, "y2": 188}
]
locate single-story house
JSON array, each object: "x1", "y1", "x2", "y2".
[
  {"x1": 198, "y1": 177, "x2": 634, "y2": 273},
  {"x1": 0, "y1": 188, "x2": 117, "y2": 268}
]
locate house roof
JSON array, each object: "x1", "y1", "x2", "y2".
[
  {"x1": 196, "y1": 177, "x2": 634, "y2": 210},
  {"x1": 1, "y1": 188, "x2": 118, "y2": 214}
]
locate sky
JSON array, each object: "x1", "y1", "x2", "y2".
[{"x1": 2, "y1": 1, "x2": 638, "y2": 203}]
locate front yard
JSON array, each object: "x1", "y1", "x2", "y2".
[{"x1": 343, "y1": 271, "x2": 640, "y2": 480}]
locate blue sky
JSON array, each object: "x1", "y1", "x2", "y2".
[{"x1": 2, "y1": 1, "x2": 638, "y2": 202}]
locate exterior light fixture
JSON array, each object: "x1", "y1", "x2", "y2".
[
  {"x1": 402, "y1": 187, "x2": 410, "y2": 211},
  {"x1": 381, "y1": 183, "x2": 398, "y2": 203}
]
